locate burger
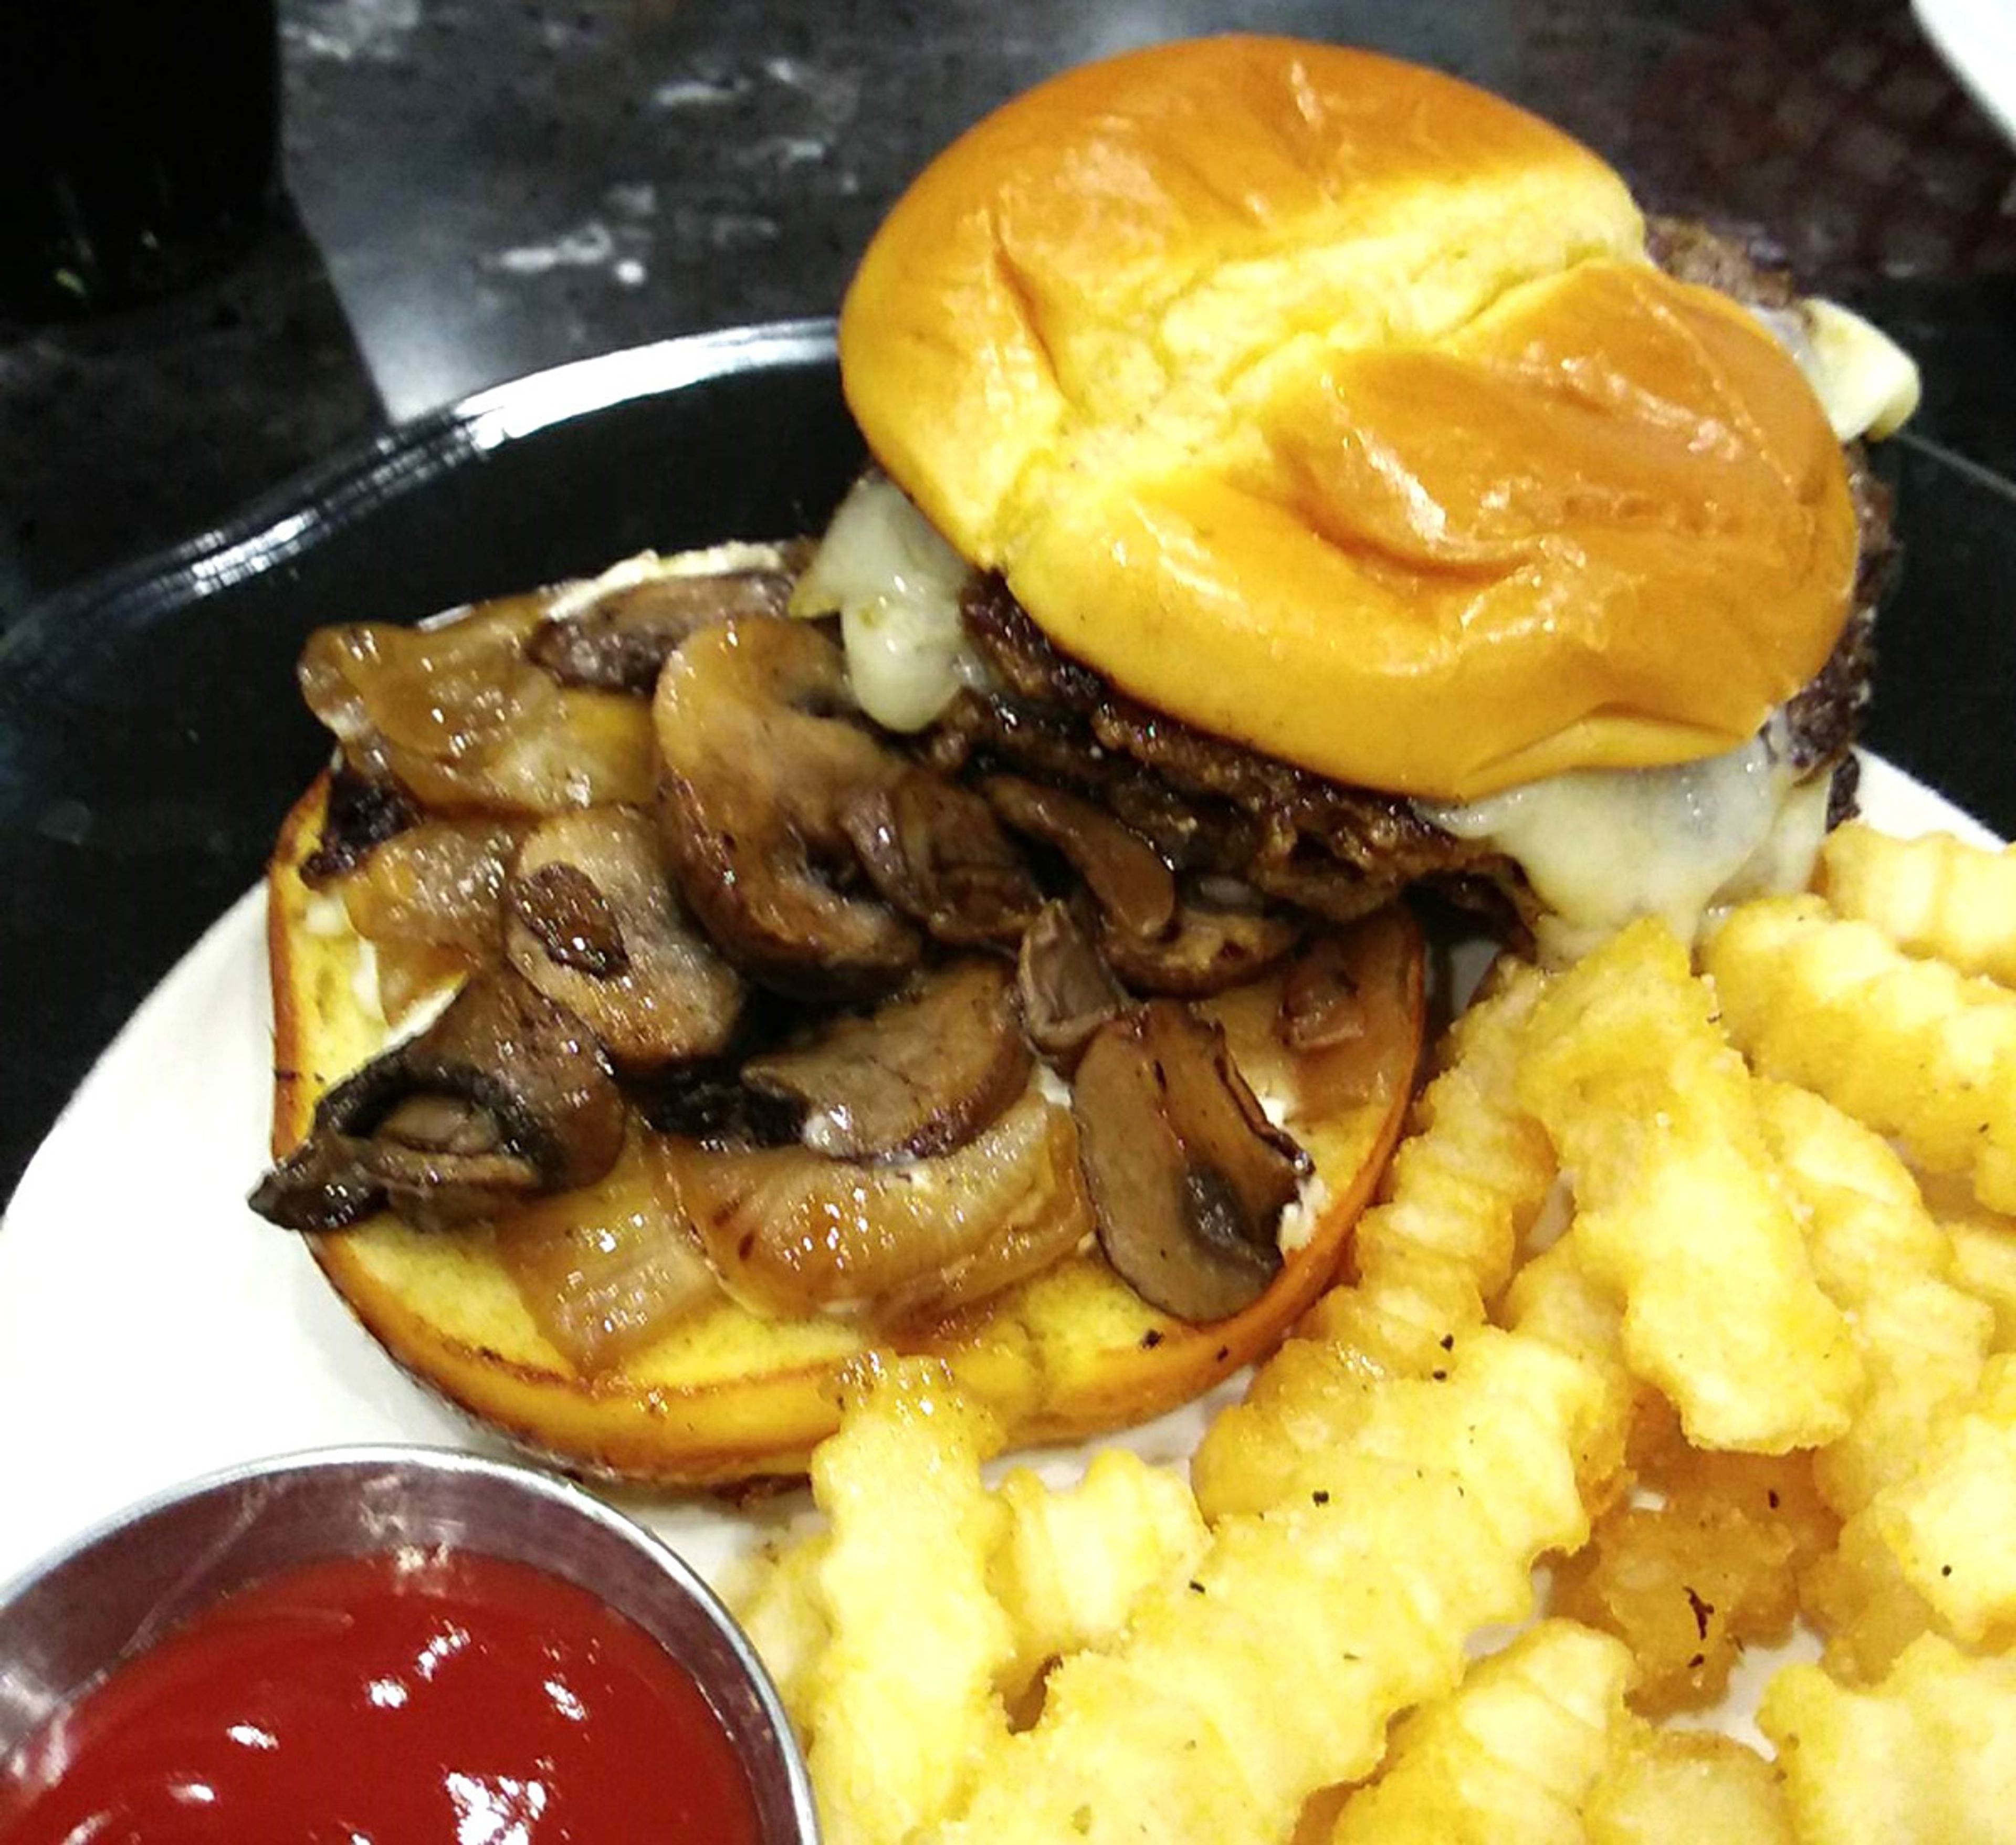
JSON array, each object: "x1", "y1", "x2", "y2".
[
  {"x1": 829, "y1": 34, "x2": 1917, "y2": 962},
  {"x1": 248, "y1": 37, "x2": 1916, "y2": 1484}
]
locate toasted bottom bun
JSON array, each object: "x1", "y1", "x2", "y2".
[{"x1": 269, "y1": 777, "x2": 1425, "y2": 1486}]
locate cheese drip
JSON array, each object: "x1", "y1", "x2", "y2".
[
  {"x1": 1755, "y1": 296, "x2": 1920, "y2": 443},
  {"x1": 792, "y1": 471, "x2": 989, "y2": 731},
  {"x1": 1424, "y1": 726, "x2": 1835, "y2": 963}
]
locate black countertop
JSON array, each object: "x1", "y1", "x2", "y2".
[{"x1": 8, "y1": 0, "x2": 2015, "y2": 598}]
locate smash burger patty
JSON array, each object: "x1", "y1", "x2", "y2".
[{"x1": 926, "y1": 492, "x2": 1884, "y2": 943}]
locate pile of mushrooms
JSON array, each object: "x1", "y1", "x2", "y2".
[{"x1": 254, "y1": 544, "x2": 1364, "y2": 1348}]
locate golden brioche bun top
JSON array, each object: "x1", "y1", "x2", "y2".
[{"x1": 839, "y1": 35, "x2": 1857, "y2": 801}]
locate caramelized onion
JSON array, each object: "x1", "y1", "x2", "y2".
[
  {"x1": 1278, "y1": 936, "x2": 1368, "y2": 1050},
  {"x1": 1200, "y1": 910, "x2": 1420, "y2": 1125},
  {"x1": 372, "y1": 944, "x2": 474, "y2": 1025},
  {"x1": 338, "y1": 816, "x2": 523, "y2": 963},
  {"x1": 492, "y1": 1130, "x2": 720, "y2": 1377},
  {"x1": 662, "y1": 1087, "x2": 1092, "y2": 1327},
  {"x1": 300, "y1": 596, "x2": 548, "y2": 765},
  {"x1": 299, "y1": 596, "x2": 653, "y2": 815}
]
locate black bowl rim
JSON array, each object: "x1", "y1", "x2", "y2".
[{"x1": 2, "y1": 316, "x2": 841, "y2": 659}]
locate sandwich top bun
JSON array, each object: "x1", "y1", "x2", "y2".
[{"x1": 840, "y1": 35, "x2": 1858, "y2": 803}]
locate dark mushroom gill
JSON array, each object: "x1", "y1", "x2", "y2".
[
  {"x1": 1071, "y1": 1002, "x2": 1308, "y2": 1322},
  {"x1": 251, "y1": 969, "x2": 625, "y2": 1235}
]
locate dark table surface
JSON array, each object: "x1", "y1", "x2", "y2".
[
  {"x1": 9, "y1": 0, "x2": 2016, "y2": 596},
  {"x1": 1, "y1": 0, "x2": 2012, "y2": 1181}
]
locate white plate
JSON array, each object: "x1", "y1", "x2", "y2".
[
  {"x1": 0, "y1": 753, "x2": 1997, "y2": 1606},
  {"x1": 1915, "y1": 0, "x2": 2016, "y2": 141}
]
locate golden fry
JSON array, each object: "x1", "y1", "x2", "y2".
[
  {"x1": 1194, "y1": 1318, "x2": 1601, "y2": 1532},
  {"x1": 1583, "y1": 1723, "x2": 1793, "y2": 1843},
  {"x1": 734, "y1": 1384, "x2": 1216, "y2": 1810},
  {"x1": 1756, "y1": 1080, "x2": 1994, "y2": 1516},
  {"x1": 1760, "y1": 1633, "x2": 2016, "y2": 1844},
  {"x1": 1705, "y1": 894, "x2": 2016, "y2": 1214},
  {"x1": 1502, "y1": 1238, "x2": 1638, "y2": 1511},
  {"x1": 1328, "y1": 1621, "x2": 1633, "y2": 1844},
  {"x1": 1518, "y1": 920, "x2": 1861, "y2": 1452},
  {"x1": 1820, "y1": 822, "x2": 2016, "y2": 989},
  {"x1": 1301, "y1": 963, "x2": 1555, "y2": 1376},
  {"x1": 1551, "y1": 1433, "x2": 1833, "y2": 1714},
  {"x1": 989, "y1": 1448, "x2": 1208, "y2": 1700},
  {"x1": 1806, "y1": 1354, "x2": 2016, "y2": 1688},
  {"x1": 1803, "y1": 1518, "x2": 1944, "y2": 1686},
  {"x1": 1921, "y1": 1172, "x2": 2016, "y2": 1354},
  {"x1": 935, "y1": 1326, "x2": 1607, "y2": 1843},
  {"x1": 1857, "y1": 1354, "x2": 2016, "y2": 1646},
  {"x1": 803, "y1": 1358, "x2": 1013, "y2": 1845},
  {"x1": 724, "y1": 1528, "x2": 831, "y2": 1720}
]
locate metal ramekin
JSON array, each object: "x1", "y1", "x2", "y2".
[{"x1": 0, "y1": 1444, "x2": 818, "y2": 1841}]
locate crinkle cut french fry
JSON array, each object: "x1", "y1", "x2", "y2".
[
  {"x1": 804, "y1": 1358, "x2": 1013, "y2": 1845},
  {"x1": 1921, "y1": 1171, "x2": 2016, "y2": 1354},
  {"x1": 1517, "y1": 919, "x2": 1860, "y2": 1452},
  {"x1": 724, "y1": 1529, "x2": 831, "y2": 1721},
  {"x1": 1755, "y1": 1080, "x2": 1994, "y2": 1516},
  {"x1": 1948, "y1": 1219, "x2": 2016, "y2": 1354},
  {"x1": 1855, "y1": 1353, "x2": 2016, "y2": 1645},
  {"x1": 1805, "y1": 1355, "x2": 2016, "y2": 1685},
  {"x1": 1551, "y1": 1439, "x2": 1832, "y2": 1715},
  {"x1": 989, "y1": 1448, "x2": 1208, "y2": 1699},
  {"x1": 1759, "y1": 1633, "x2": 2016, "y2": 1844},
  {"x1": 1582, "y1": 1722, "x2": 1793, "y2": 1843},
  {"x1": 932, "y1": 1327, "x2": 1605, "y2": 1844},
  {"x1": 1301, "y1": 963, "x2": 1555, "y2": 1376},
  {"x1": 1200, "y1": 970, "x2": 1560, "y2": 1517},
  {"x1": 1501, "y1": 1238, "x2": 1637, "y2": 1509},
  {"x1": 737, "y1": 1393, "x2": 1214, "y2": 1830},
  {"x1": 1705, "y1": 894, "x2": 2016, "y2": 1214},
  {"x1": 1803, "y1": 1516, "x2": 1946, "y2": 1686},
  {"x1": 1820, "y1": 822, "x2": 2016, "y2": 989},
  {"x1": 1327, "y1": 1620, "x2": 1632, "y2": 1844},
  {"x1": 1196, "y1": 1310, "x2": 1598, "y2": 1544}
]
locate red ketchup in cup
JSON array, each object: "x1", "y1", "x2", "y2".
[{"x1": 0, "y1": 1549, "x2": 762, "y2": 1843}]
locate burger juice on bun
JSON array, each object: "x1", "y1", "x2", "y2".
[{"x1": 250, "y1": 37, "x2": 1916, "y2": 1484}]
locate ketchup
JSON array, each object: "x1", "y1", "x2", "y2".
[{"x1": 0, "y1": 1550, "x2": 763, "y2": 1844}]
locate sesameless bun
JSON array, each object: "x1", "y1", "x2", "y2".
[
  {"x1": 269, "y1": 773, "x2": 1424, "y2": 1486},
  {"x1": 841, "y1": 35, "x2": 1857, "y2": 803}
]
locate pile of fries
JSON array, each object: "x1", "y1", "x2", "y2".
[{"x1": 728, "y1": 821, "x2": 2016, "y2": 1844}]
